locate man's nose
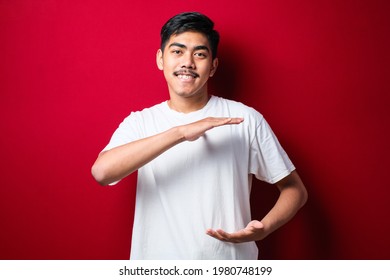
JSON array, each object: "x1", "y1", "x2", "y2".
[{"x1": 181, "y1": 53, "x2": 195, "y2": 69}]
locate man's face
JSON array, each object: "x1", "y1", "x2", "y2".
[{"x1": 157, "y1": 31, "x2": 218, "y2": 99}]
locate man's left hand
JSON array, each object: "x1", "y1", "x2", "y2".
[{"x1": 206, "y1": 220, "x2": 265, "y2": 243}]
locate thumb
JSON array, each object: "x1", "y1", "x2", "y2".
[{"x1": 247, "y1": 220, "x2": 264, "y2": 230}]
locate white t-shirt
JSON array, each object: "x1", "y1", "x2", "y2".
[{"x1": 103, "y1": 95, "x2": 295, "y2": 259}]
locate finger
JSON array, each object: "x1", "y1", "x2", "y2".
[
  {"x1": 211, "y1": 117, "x2": 243, "y2": 127},
  {"x1": 226, "y1": 117, "x2": 244, "y2": 124},
  {"x1": 209, "y1": 228, "x2": 247, "y2": 243},
  {"x1": 215, "y1": 118, "x2": 231, "y2": 127},
  {"x1": 216, "y1": 229, "x2": 238, "y2": 242},
  {"x1": 206, "y1": 229, "x2": 230, "y2": 242},
  {"x1": 217, "y1": 229, "x2": 250, "y2": 243},
  {"x1": 218, "y1": 117, "x2": 244, "y2": 125}
]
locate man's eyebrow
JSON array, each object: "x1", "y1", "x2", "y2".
[
  {"x1": 168, "y1": 43, "x2": 210, "y2": 52},
  {"x1": 194, "y1": 45, "x2": 210, "y2": 52},
  {"x1": 168, "y1": 42, "x2": 186, "y2": 49}
]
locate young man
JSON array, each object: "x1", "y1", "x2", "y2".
[{"x1": 92, "y1": 12, "x2": 307, "y2": 260}]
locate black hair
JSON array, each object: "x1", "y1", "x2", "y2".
[{"x1": 160, "y1": 12, "x2": 220, "y2": 59}]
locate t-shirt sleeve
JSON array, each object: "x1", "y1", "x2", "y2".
[
  {"x1": 102, "y1": 112, "x2": 142, "y2": 152},
  {"x1": 100, "y1": 113, "x2": 142, "y2": 186},
  {"x1": 249, "y1": 117, "x2": 295, "y2": 184}
]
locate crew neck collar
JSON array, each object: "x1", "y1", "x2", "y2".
[{"x1": 164, "y1": 95, "x2": 216, "y2": 118}]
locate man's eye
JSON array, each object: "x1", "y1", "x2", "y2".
[
  {"x1": 172, "y1": 50, "x2": 181, "y2": 54},
  {"x1": 195, "y1": 53, "x2": 207, "y2": 58}
]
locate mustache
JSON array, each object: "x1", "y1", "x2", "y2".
[{"x1": 173, "y1": 70, "x2": 199, "y2": 78}]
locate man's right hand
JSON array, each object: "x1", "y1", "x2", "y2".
[{"x1": 180, "y1": 117, "x2": 244, "y2": 141}]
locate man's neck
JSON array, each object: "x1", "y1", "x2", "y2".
[{"x1": 168, "y1": 94, "x2": 211, "y2": 113}]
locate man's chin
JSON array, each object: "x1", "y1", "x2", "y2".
[
  {"x1": 174, "y1": 91, "x2": 202, "y2": 98},
  {"x1": 168, "y1": 84, "x2": 208, "y2": 99}
]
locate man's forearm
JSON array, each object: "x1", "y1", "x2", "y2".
[
  {"x1": 91, "y1": 127, "x2": 184, "y2": 186},
  {"x1": 259, "y1": 171, "x2": 308, "y2": 240}
]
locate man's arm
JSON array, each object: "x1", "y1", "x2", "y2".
[
  {"x1": 91, "y1": 117, "x2": 243, "y2": 186},
  {"x1": 206, "y1": 170, "x2": 308, "y2": 243}
]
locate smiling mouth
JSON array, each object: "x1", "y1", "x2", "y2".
[{"x1": 174, "y1": 70, "x2": 199, "y2": 79}]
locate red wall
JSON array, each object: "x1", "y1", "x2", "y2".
[{"x1": 1, "y1": 0, "x2": 389, "y2": 259}]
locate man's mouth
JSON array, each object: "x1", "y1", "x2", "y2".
[{"x1": 174, "y1": 70, "x2": 199, "y2": 80}]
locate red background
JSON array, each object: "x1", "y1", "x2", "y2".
[{"x1": 1, "y1": 0, "x2": 389, "y2": 259}]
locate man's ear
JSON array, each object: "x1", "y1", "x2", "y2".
[
  {"x1": 209, "y1": 58, "x2": 218, "y2": 77},
  {"x1": 156, "y1": 49, "x2": 163, "y2": 70}
]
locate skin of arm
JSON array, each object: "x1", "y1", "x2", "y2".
[
  {"x1": 206, "y1": 170, "x2": 308, "y2": 243},
  {"x1": 91, "y1": 117, "x2": 243, "y2": 186}
]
